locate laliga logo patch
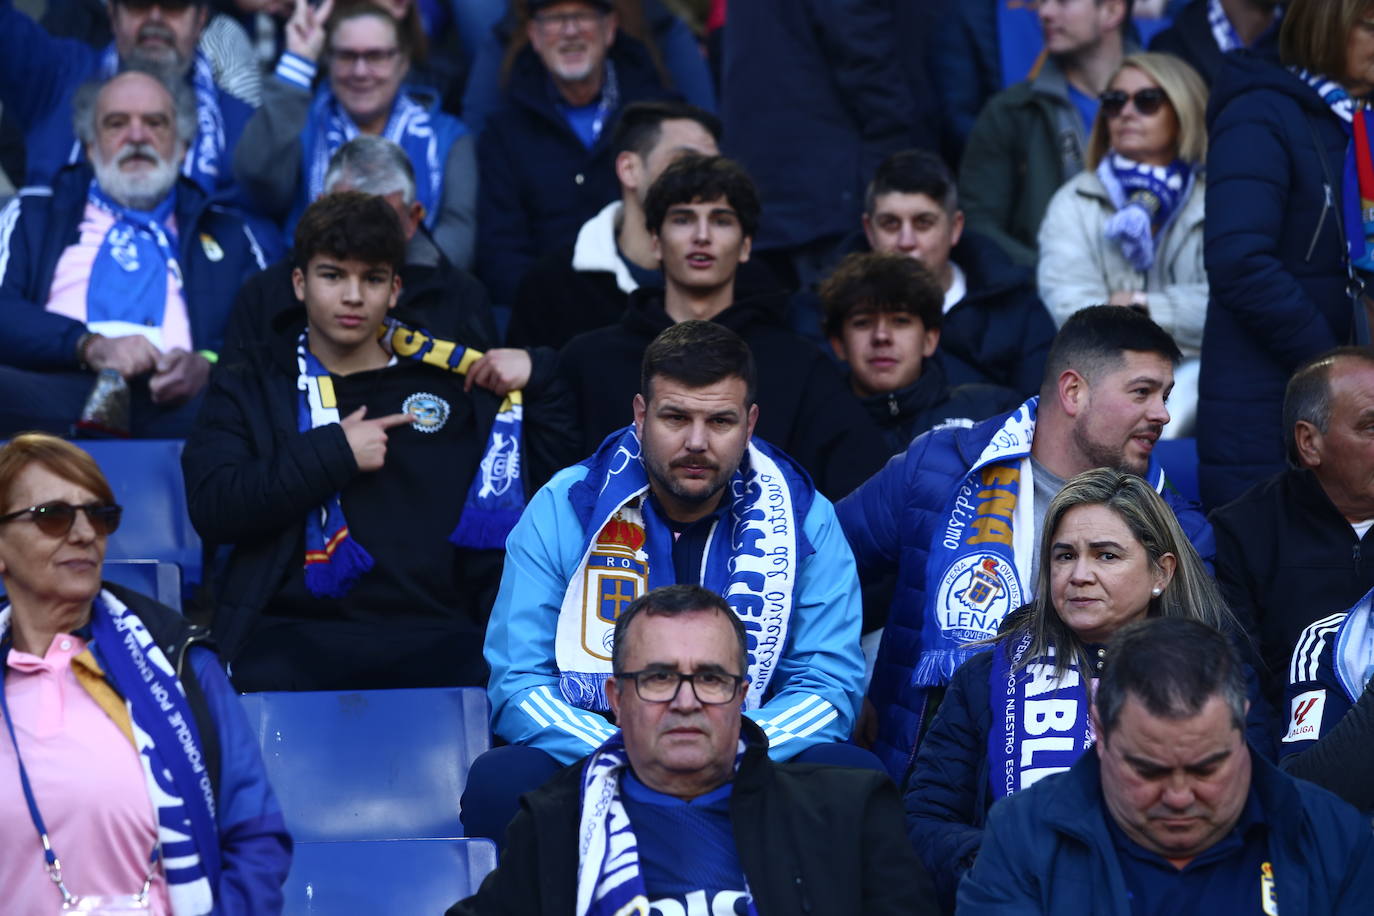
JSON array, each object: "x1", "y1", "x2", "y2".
[
  {"x1": 937, "y1": 555, "x2": 1021, "y2": 641},
  {"x1": 1282, "y1": 689, "x2": 1325, "y2": 743},
  {"x1": 402, "y1": 392, "x2": 450, "y2": 433}
]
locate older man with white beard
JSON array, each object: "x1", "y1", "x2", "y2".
[{"x1": 0, "y1": 67, "x2": 266, "y2": 437}]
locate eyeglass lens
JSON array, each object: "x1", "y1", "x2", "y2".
[
  {"x1": 27, "y1": 503, "x2": 123, "y2": 537},
  {"x1": 1100, "y1": 88, "x2": 1167, "y2": 118}
]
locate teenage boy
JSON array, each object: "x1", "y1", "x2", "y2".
[
  {"x1": 183, "y1": 191, "x2": 576, "y2": 691},
  {"x1": 822, "y1": 251, "x2": 1021, "y2": 453},
  {"x1": 557, "y1": 153, "x2": 888, "y2": 499}
]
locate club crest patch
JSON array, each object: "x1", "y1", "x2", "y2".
[
  {"x1": 402, "y1": 392, "x2": 450, "y2": 433},
  {"x1": 581, "y1": 516, "x2": 649, "y2": 660},
  {"x1": 936, "y1": 554, "x2": 1022, "y2": 642}
]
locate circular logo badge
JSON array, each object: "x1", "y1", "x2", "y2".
[
  {"x1": 935, "y1": 554, "x2": 1022, "y2": 642},
  {"x1": 402, "y1": 392, "x2": 450, "y2": 433}
]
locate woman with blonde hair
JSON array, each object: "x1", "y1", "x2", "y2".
[{"x1": 1037, "y1": 51, "x2": 1210, "y2": 434}]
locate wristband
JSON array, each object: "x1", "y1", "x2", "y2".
[{"x1": 197, "y1": 350, "x2": 219, "y2": 364}]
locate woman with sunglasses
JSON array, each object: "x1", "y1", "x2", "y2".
[
  {"x1": 1037, "y1": 52, "x2": 1209, "y2": 436},
  {"x1": 0, "y1": 434, "x2": 290, "y2": 914}
]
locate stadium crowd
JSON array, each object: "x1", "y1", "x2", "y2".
[{"x1": 2, "y1": 0, "x2": 1374, "y2": 912}]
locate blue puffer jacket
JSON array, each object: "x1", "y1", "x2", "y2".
[
  {"x1": 1199, "y1": 53, "x2": 1358, "y2": 509},
  {"x1": 958, "y1": 747, "x2": 1374, "y2": 915},
  {"x1": 0, "y1": 164, "x2": 267, "y2": 370},
  {"x1": 836, "y1": 403, "x2": 1215, "y2": 781}
]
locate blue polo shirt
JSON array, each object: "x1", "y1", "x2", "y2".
[
  {"x1": 1066, "y1": 83, "x2": 1099, "y2": 137},
  {"x1": 1108, "y1": 791, "x2": 1276, "y2": 916},
  {"x1": 620, "y1": 770, "x2": 752, "y2": 913}
]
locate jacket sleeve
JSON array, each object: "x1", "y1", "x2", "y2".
[
  {"x1": 748, "y1": 495, "x2": 865, "y2": 760},
  {"x1": 953, "y1": 793, "x2": 1045, "y2": 915},
  {"x1": 0, "y1": 0, "x2": 94, "y2": 132},
  {"x1": 960, "y1": 102, "x2": 1038, "y2": 267},
  {"x1": 518, "y1": 346, "x2": 581, "y2": 493},
  {"x1": 431, "y1": 132, "x2": 478, "y2": 272},
  {"x1": 1144, "y1": 201, "x2": 1209, "y2": 355},
  {"x1": 0, "y1": 191, "x2": 90, "y2": 370},
  {"x1": 1036, "y1": 180, "x2": 1111, "y2": 327},
  {"x1": 232, "y1": 54, "x2": 313, "y2": 223},
  {"x1": 861, "y1": 775, "x2": 942, "y2": 916},
  {"x1": 182, "y1": 365, "x2": 360, "y2": 544},
  {"x1": 928, "y1": 6, "x2": 995, "y2": 155},
  {"x1": 476, "y1": 121, "x2": 537, "y2": 305},
  {"x1": 1211, "y1": 510, "x2": 1265, "y2": 678},
  {"x1": 905, "y1": 655, "x2": 989, "y2": 909},
  {"x1": 1204, "y1": 94, "x2": 1342, "y2": 369},
  {"x1": 484, "y1": 472, "x2": 620, "y2": 764},
  {"x1": 188, "y1": 649, "x2": 291, "y2": 914}
]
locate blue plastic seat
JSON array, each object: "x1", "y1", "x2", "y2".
[
  {"x1": 238, "y1": 687, "x2": 491, "y2": 842},
  {"x1": 282, "y1": 838, "x2": 496, "y2": 915},
  {"x1": 1154, "y1": 437, "x2": 1200, "y2": 504},
  {"x1": 103, "y1": 559, "x2": 182, "y2": 612},
  {"x1": 75, "y1": 440, "x2": 202, "y2": 585}
]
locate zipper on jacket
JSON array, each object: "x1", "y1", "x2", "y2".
[
  {"x1": 1355, "y1": 543, "x2": 1363, "y2": 572},
  {"x1": 1306, "y1": 183, "x2": 1333, "y2": 263},
  {"x1": 887, "y1": 393, "x2": 899, "y2": 417},
  {"x1": 794, "y1": 874, "x2": 812, "y2": 913}
]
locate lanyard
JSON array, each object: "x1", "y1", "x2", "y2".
[{"x1": 0, "y1": 635, "x2": 158, "y2": 906}]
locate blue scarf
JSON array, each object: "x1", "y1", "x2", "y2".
[
  {"x1": 915, "y1": 401, "x2": 1037, "y2": 688},
  {"x1": 576, "y1": 731, "x2": 758, "y2": 916},
  {"x1": 295, "y1": 320, "x2": 526, "y2": 596},
  {"x1": 86, "y1": 181, "x2": 181, "y2": 335},
  {"x1": 552, "y1": 60, "x2": 620, "y2": 148},
  {"x1": 986, "y1": 631, "x2": 1095, "y2": 799},
  {"x1": 1098, "y1": 154, "x2": 1192, "y2": 271},
  {"x1": 555, "y1": 427, "x2": 813, "y2": 713},
  {"x1": 1209, "y1": 0, "x2": 1283, "y2": 52},
  {"x1": 0, "y1": 593, "x2": 220, "y2": 914},
  {"x1": 303, "y1": 87, "x2": 461, "y2": 230},
  {"x1": 96, "y1": 48, "x2": 226, "y2": 194}
]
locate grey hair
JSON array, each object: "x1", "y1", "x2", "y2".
[
  {"x1": 323, "y1": 136, "x2": 417, "y2": 205},
  {"x1": 72, "y1": 63, "x2": 198, "y2": 148},
  {"x1": 995, "y1": 468, "x2": 1237, "y2": 680},
  {"x1": 1283, "y1": 346, "x2": 1374, "y2": 465}
]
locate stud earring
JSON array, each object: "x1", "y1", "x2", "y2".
[{"x1": 1151, "y1": 587, "x2": 1162, "y2": 597}]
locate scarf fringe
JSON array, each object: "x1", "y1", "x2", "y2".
[
  {"x1": 449, "y1": 505, "x2": 520, "y2": 550},
  {"x1": 912, "y1": 648, "x2": 976, "y2": 688},
  {"x1": 560, "y1": 672, "x2": 611, "y2": 709},
  {"x1": 304, "y1": 534, "x2": 374, "y2": 598}
]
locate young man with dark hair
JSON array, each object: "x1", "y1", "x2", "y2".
[
  {"x1": 838, "y1": 304, "x2": 1213, "y2": 781},
  {"x1": 508, "y1": 100, "x2": 722, "y2": 349},
  {"x1": 183, "y1": 191, "x2": 576, "y2": 692},
  {"x1": 822, "y1": 251, "x2": 1020, "y2": 452},
  {"x1": 464, "y1": 319, "x2": 871, "y2": 843},
  {"x1": 558, "y1": 153, "x2": 889, "y2": 500},
  {"x1": 962, "y1": 617, "x2": 1374, "y2": 913}
]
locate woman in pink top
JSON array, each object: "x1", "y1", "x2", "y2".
[{"x1": 0, "y1": 434, "x2": 291, "y2": 915}]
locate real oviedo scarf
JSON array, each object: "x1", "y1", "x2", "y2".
[
  {"x1": 294, "y1": 318, "x2": 525, "y2": 597},
  {"x1": 1097, "y1": 153, "x2": 1192, "y2": 272},
  {"x1": 914, "y1": 400, "x2": 1039, "y2": 688},
  {"x1": 986, "y1": 630, "x2": 1095, "y2": 799},
  {"x1": 1290, "y1": 68, "x2": 1374, "y2": 275},
  {"x1": 85, "y1": 181, "x2": 183, "y2": 345},
  {"x1": 554, "y1": 427, "x2": 814, "y2": 714}
]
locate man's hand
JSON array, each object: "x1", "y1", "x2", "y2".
[
  {"x1": 340, "y1": 406, "x2": 415, "y2": 472},
  {"x1": 285, "y1": 0, "x2": 335, "y2": 62},
  {"x1": 148, "y1": 348, "x2": 213, "y2": 404},
  {"x1": 464, "y1": 348, "x2": 532, "y2": 396},
  {"x1": 84, "y1": 334, "x2": 161, "y2": 379}
]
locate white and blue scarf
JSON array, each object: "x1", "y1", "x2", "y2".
[
  {"x1": 915, "y1": 401, "x2": 1038, "y2": 687},
  {"x1": 86, "y1": 180, "x2": 182, "y2": 344},
  {"x1": 303, "y1": 88, "x2": 459, "y2": 229},
  {"x1": 1291, "y1": 68, "x2": 1374, "y2": 273},
  {"x1": 555, "y1": 427, "x2": 810, "y2": 713},
  {"x1": 1098, "y1": 154, "x2": 1192, "y2": 272},
  {"x1": 95, "y1": 48, "x2": 227, "y2": 193},
  {"x1": 295, "y1": 320, "x2": 525, "y2": 596},
  {"x1": 1, "y1": 592, "x2": 219, "y2": 914},
  {"x1": 576, "y1": 731, "x2": 758, "y2": 916},
  {"x1": 1209, "y1": 0, "x2": 1282, "y2": 53},
  {"x1": 986, "y1": 632, "x2": 1095, "y2": 799}
]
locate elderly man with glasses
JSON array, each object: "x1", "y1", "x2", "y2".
[{"x1": 449, "y1": 583, "x2": 938, "y2": 916}]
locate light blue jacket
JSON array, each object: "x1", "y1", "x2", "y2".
[{"x1": 484, "y1": 447, "x2": 865, "y2": 764}]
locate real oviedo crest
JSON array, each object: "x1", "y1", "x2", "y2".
[{"x1": 936, "y1": 554, "x2": 1022, "y2": 642}]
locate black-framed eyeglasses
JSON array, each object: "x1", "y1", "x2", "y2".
[
  {"x1": 0, "y1": 502, "x2": 122, "y2": 538},
  {"x1": 532, "y1": 9, "x2": 605, "y2": 32},
  {"x1": 1099, "y1": 88, "x2": 1169, "y2": 119},
  {"x1": 618, "y1": 669, "x2": 743, "y2": 704},
  {"x1": 330, "y1": 47, "x2": 402, "y2": 69}
]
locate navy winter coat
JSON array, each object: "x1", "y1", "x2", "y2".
[
  {"x1": 1200, "y1": 53, "x2": 1358, "y2": 509},
  {"x1": 720, "y1": 0, "x2": 928, "y2": 251},
  {"x1": 0, "y1": 164, "x2": 266, "y2": 370},
  {"x1": 835, "y1": 406, "x2": 1215, "y2": 781},
  {"x1": 475, "y1": 38, "x2": 670, "y2": 305}
]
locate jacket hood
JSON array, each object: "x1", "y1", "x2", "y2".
[{"x1": 1208, "y1": 51, "x2": 1332, "y2": 127}]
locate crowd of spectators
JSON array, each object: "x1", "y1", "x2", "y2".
[{"x1": 5, "y1": 0, "x2": 1374, "y2": 912}]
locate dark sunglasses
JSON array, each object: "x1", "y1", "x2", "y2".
[
  {"x1": 1099, "y1": 87, "x2": 1169, "y2": 118},
  {"x1": 0, "y1": 502, "x2": 123, "y2": 537}
]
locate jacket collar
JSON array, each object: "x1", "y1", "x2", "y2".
[
  {"x1": 572, "y1": 200, "x2": 638, "y2": 293},
  {"x1": 856, "y1": 359, "x2": 949, "y2": 427}
]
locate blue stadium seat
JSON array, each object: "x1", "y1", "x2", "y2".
[
  {"x1": 238, "y1": 687, "x2": 491, "y2": 842},
  {"x1": 1154, "y1": 437, "x2": 1200, "y2": 504},
  {"x1": 75, "y1": 440, "x2": 202, "y2": 585},
  {"x1": 103, "y1": 559, "x2": 182, "y2": 612},
  {"x1": 282, "y1": 838, "x2": 497, "y2": 915}
]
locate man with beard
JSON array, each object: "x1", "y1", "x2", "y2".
[
  {"x1": 461, "y1": 319, "x2": 869, "y2": 843},
  {"x1": 0, "y1": 68, "x2": 265, "y2": 437},
  {"x1": 837, "y1": 304, "x2": 1216, "y2": 782},
  {"x1": 0, "y1": 0, "x2": 256, "y2": 217}
]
